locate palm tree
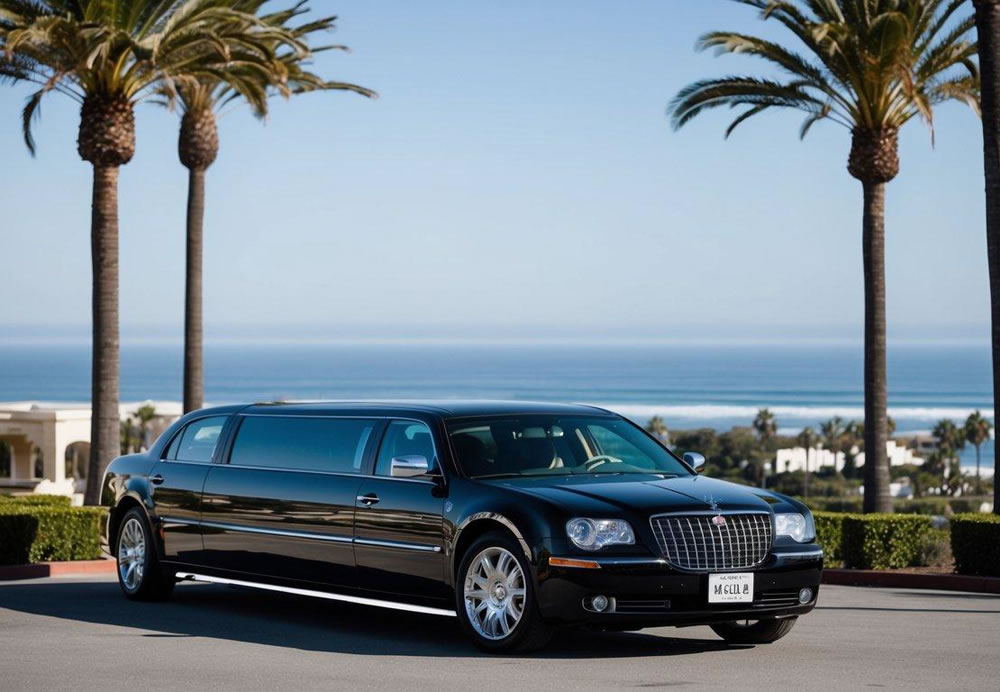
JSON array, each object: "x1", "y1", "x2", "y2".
[
  {"x1": 752, "y1": 408, "x2": 777, "y2": 486},
  {"x1": 973, "y1": 1, "x2": 1000, "y2": 515},
  {"x1": 819, "y1": 416, "x2": 845, "y2": 471},
  {"x1": 670, "y1": 0, "x2": 979, "y2": 514},
  {"x1": 964, "y1": 410, "x2": 992, "y2": 491},
  {"x1": 171, "y1": 2, "x2": 375, "y2": 413},
  {"x1": 796, "y1": 426, "x2": 818, "y2": 496},
  {"x1": 0, "y1": 0, "x2": 301, "y2": 504},
  {"x1": 933, "y1": 418, "x2": 966, "y2": 494},
  {"x1": 646, "y1": 416, "x2": 671, "y2": 445}
]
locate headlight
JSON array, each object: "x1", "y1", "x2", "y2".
[
  {"x1": 566, "y1": 518, "x2": 635, "y2": 550},
  {"x1": 774, "y1": 513, "x2": 814, "y2": 542}
]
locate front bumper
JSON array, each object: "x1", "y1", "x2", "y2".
[{"x1": 535, "y1": 548, "x2": 822, "y2": 627}]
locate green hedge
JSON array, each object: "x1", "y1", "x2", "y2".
[
  {"x1": 0, "y1": 494, "x2": 73, "y2": 508},
  {"x1": 813, "y1": 512, "x2": 846, "y2": 568},
  {"x1": 0, "y1": 505, "x2": 105, "y2": 565},
  {"x1": 840, "y1": 514, "x2": 932, "y2": 570},
  {"x1": 950, "y1": 514, "x2": 1000, "y2": 577},
  {"x1": 801, "y1": 496, "x2": 990, "y2": 515}
]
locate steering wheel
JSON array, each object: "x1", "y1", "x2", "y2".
[{"x1": 584, "y1": 455, "x2": 623, "y2": 471}]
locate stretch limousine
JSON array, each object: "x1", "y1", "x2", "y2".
[{"x1": 100, "y1": 401, "x2": 822, "y2": 652}]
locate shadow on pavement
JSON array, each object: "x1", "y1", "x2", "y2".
[
  {"x1": 0, "y1": 580, "x2": 744, "y2": 659},
  {"x1": 886, "y1": 590, "x2": 1000, "y2": 601}
]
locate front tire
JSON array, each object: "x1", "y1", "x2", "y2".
[
  {"x1": 455, "y1": 531, "x2": 552, "y2": 653},
  {"x1": 115, "y1": 508, "x2": 174, "y2": 601},
  {"x1": 711, "y1": 616, "x2": 797, "y2": 644}
]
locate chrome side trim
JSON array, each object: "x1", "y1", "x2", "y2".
[
  {"x1": 163, "y1": 516, "x2": 441, "y2": 552},
  {"x1": 160, "y1": 516, "x2": 199, "y2": 525},
  {"x1": 174, "y1": 572, "x2": 456, "y2": 617},
  {"x1": 354, "y1": 537, "x2": 442, "y2": 553},
  {"x1": 163, "y1": 517, "x2": 354, "y2": 544}
]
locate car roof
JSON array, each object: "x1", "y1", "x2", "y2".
[{"x1": 236, "y1": 400, "x2": 616, "y2": 419}]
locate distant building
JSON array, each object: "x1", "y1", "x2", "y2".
[
  {"x1": 0, "y1": 402, "x2": 181, "y2": 503},
  {"x1": 775, "y1": 440, "x2": 923, "y2": 475}
]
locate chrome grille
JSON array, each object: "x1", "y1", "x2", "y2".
[{"x1": 650, "y1": 513, "x2": 772, "y2": 571}]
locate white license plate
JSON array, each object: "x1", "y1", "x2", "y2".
[{"x1": 708, "y1": 572, "x2": 754, "y2": 603}]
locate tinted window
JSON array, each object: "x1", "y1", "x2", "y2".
[
  {"x1": 230, "y1": 416, "x2": 377, "y2": 474},
  {"x1": 375, "y1": 421, "x2": 437, "y2": 476},
  {"x1": 448, "y1": 416, "x2": 690, "y2": 479},
  {"x1": 171, "y1": 416, "x2": 228, "y2": 463}
]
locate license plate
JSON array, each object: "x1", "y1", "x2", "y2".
[{"x1": 708, "y1": 572, "x2": 754, "y2": 603}]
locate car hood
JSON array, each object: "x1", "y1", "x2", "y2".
[{"x1": 484, "y1": 474, "x2": 789, "y2": 516}]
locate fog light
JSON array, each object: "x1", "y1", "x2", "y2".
[
  {"x1": 798, "y1": 588, "x2": 813, "y2": 604},
  {"x1": 591, "y1": 594, "x2": 609, "y2": 612}
]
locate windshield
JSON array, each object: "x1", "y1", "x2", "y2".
[{"x1": 447, "y1": 415, "x2": 691, "y2": 479}]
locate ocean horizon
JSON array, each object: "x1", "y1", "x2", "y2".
[{"x1": 1, "y1": 340, "x2": 994, "y2": 471}]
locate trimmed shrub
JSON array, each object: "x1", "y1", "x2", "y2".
[
  {"x1": 841, "y1": 514, "x2": 932, "y2": 570},
  {"x1": 0, "y1": 505, "x2": 105, "y2": 565},
  {"x1": 917, "y1": 528, "x2": 952, "y2": 567},
  {"x1": 894, "y1": 498, "x2": 948, "y2": 516},
  {"x1": 0, "y1": 494, "x2": 73, "y2": 508},
  {"x1": 950, "y1": 513, "x2": 1000, "y2": 577},
  {"x1": 813, "y1": 512, "x2": 847, "y2": 568},
  {"x1": 800, "y1": 497, "x2": 863, "y2": 513}
]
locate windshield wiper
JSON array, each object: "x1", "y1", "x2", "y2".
[{"x1": 473, "y1": 473, "x2": 525, "y2": 480}]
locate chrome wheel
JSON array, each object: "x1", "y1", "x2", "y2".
[
  {"x1": 118, "y1": 517, "x2": 146, "y2": 592},
  {"x1": 463, "y1": 546, "x2": 526, "y2": 641}
]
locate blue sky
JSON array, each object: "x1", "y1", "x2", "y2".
[{"x1": 0, "y1": 0, "x2": 989, "y2": 342}]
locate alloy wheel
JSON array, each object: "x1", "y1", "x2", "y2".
[
  {"x1": 463, "y1": 546, "x2": 526, "y2": 640},
  {"x1": 118, "y1": 517, "x2": 146, "y2": 591}
]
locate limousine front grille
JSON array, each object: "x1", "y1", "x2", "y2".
[{"x1": 650, "y1": 512, "x2": 772, "y2": 571}]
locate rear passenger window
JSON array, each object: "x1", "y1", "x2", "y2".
[
  {"x1": 229, "y1": 416, "x2": 377, "y2": 474},
  {"x1": 169, "y1": 416, "x2": 229, "y2": 463}
]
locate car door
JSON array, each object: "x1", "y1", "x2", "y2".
[
  {"x1": 200, "y1": 414, "x2": 379, "y2": 588},
  {"x1": 152, "y1": 414, "x2": 231, "y2": 565},
  {"x1": 354, "y1": 419, "x2": 449, "y2": 600}
]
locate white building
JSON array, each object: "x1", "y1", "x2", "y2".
[
  {"x1": 775, "y1": 440, "x2": 923, "y2": 475},
  {"x1": 0, "y1": 402, "x2": 181, "y2": 503}
]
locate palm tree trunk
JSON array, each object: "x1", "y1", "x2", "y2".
[
  {"x1": 975, "y1": 0, "x2": 1000, "y2": 515},
  {"x1": 861, "y1": 181, "x2": 891, "y2": 514},
  {"x1": 84, "y1": 165, "x2": 120, "y2": 506},
  {"x1": 183, "y1": 168, "x2": 206, "y2": 413}
]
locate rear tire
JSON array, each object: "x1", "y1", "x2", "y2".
[
  {"x1": 115, "y1": 507, "x2": 175, "y2": 602},
  {"x1": 455, "y1": 531, "x2": 552, "y2": 653},
  {"x1": 711, "y1": 616, "x2": 797, "y2": 644}
]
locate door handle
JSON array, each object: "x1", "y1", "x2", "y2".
[
  {"x1": 356, "y1": 494, "x2": 380, "y2": 507},
  {"x1": 150, "y1": 474, "x2": 165, "y2": 486}
]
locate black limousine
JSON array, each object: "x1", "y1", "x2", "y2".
[{"x1": 100, "y1": 401, "x2": 822, "y2": 652}]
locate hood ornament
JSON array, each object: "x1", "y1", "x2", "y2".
[{"x1": 703, "y1": 494, "x2": 720, "y2": 512}]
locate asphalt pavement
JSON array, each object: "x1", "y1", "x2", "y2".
[{"x1": 1, "y1": 575, "x2": 997, "y2": 691}]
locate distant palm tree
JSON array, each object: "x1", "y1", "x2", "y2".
[
  {"x1": 753, "y1": 409, "x2": 777, "y2": 445},
  {"x1": 819, "y1": 417, "x2": 845, "y2": 470},
  {"x1": 0, "y1": 1, "x2": 301, "y2": 504},
  {"x1": 964, "y1": 410, "x2": 993, "y2": 490},
  {"x1": 933, "y1": 419, "x2": 966, "y2": 494},
  {"x1": 752, "y1": 408, "x2": 777, "y2": 487},
  {"x1": 973, "y1": 0, "x2": 1000, "y2": 516},
  {"x1": 169, "y1": 2, "x2": 376, "y2": 413},
  {"x1": 796, "y1": 426, "x2": 818, "y2": 497},
  {"x1": 670, "y1": 0, "x2": 979, "y2": 513},
  {"x1": 646, "y1": 416, "x2": 671, "y2": 445}
]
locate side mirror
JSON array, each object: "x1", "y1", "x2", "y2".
[
  {"x1": 390, "y1": 454, "x2": 430, "y2": 478},
  {"x1": 683, "y1": 452, "x2": 706, "y2": 473}
]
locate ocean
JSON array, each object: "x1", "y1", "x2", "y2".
[{"x1": 0, "y1": 341, "x2": 994, "y2": 470}]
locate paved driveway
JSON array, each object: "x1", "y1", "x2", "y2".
[{"x1": 1, "y1": 576, "x2": 997, "y2": 691}]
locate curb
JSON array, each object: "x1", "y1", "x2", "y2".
[
  {"x1": 823, "y1": 568, "x2": 1000, "y2": 594},
  {"x1": 0, "y1": 559, "x2": 116, "y2": 581}
]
